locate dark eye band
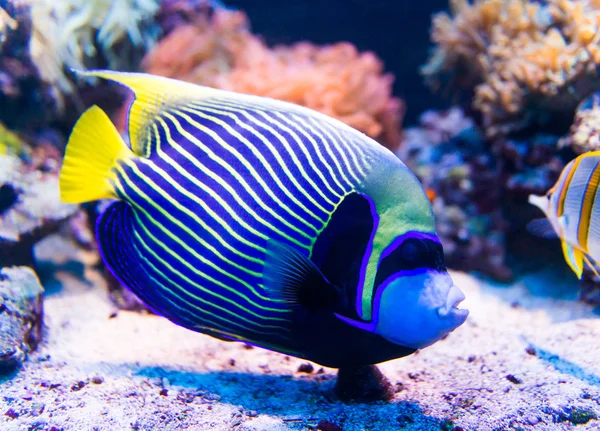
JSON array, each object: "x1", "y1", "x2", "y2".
[{"x1": 374, "y1": 237, "x2": 445, "y2": 288}]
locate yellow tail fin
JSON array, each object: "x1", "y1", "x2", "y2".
[{"x1": 59, "y1": 105, "x2": 134, "y2": 204}]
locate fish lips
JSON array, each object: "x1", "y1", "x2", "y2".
[{"x1": 437, "y1": 283, "x2": 469, "y2": 326}]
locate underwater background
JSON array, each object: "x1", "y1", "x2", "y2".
[{"x1": 0, "y1": 0, "x2": 599, "y2": 430}]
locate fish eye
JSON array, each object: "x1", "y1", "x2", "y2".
[
  {"x1": 399, "y1": 238, "x2": 429, "y2": 265},
  {"x1": 374, "y1": 236, "x2": 446, "y2": 288}
]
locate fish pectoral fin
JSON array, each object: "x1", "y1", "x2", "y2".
[
  {"x1": 561, "y1": 241, "x2": 585, "y2": 279},
  {"x1": 72, "y1": 69, "x2": 220, "y2": 158},
  {"x1": 59, "y1": 105, "x2": 133, "y2": 204},
  {"x1": 526, "y1": 218, "x2": 558, "y2": 239},
  {"x1": 263, "y1": 240, "x2": 342, "y2": 311}
]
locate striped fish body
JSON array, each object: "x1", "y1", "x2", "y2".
[
  {"x1": 529, "y1": 151, "x2": 600, "y2": 278},
  {"x1": 60, "y1": 71, "x2": 443, "y2": 368}
]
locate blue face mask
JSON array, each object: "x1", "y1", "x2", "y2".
[{"x1": 374, "y1": 270, "x2": 468, "y2": 349}]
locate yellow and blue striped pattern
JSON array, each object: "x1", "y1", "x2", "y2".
[
  {"x1": 549, "y1": 152, "x2": 600, "y2": 260},
  {"x1": 103, "y1": 96, "x2": 381, "y2": 348}
]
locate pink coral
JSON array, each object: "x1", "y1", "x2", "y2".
[{"x1": 142, "y1": 8, "x2": 404, "y2": 149}]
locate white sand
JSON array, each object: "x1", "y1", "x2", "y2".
[{"x1": 0, "y1": 235, "x2": 599, "y2": 431}]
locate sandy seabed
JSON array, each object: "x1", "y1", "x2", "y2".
[{"x1": 0, "y1": 235, "x2": 599, "y2": 431}]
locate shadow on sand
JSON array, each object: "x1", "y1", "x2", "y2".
[
  {"x1": 0, "y1": 368, "x2": 18, "y2": 385},
  {"x1": 530, "y1": 344, "x2": 600, "y2": 387},
  {"x1": 35, "y1": 258, "x2": 91, "y2": 296},
  {"x1": 131, "y1": 365, "x2": 448, "y2": 429}
]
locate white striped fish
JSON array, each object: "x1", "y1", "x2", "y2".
[
  {"x1": 529, "y1": 151, "x2": 600, "y2": 279},
  {"x1": 59, "y1": 70, "x2": 468, "y2": 368}
]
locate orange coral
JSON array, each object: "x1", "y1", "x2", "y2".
[
  {"x1": 422, "y1": 0, "x2": 600, "y2": 137},
  {"x1": 142, "y1": 9, "x2": 404, "y2": 149}
]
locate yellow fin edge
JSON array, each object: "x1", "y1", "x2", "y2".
[
  {"x1": 72, "y1": 69, "x2": 218, "y2": 157},
  {"x1": 59, "y1": 105, "x2": 133, "y2": 204},
  {"x1": 561, "y1": 241, "x2": 584, "y2": 279}
]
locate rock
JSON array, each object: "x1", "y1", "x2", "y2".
[
  {"x1": 0, "y1": 266, "x2": 44, "y2": 370},
  {"x1": 334, "y1": 365, "x2": 394, "y2": 403},
  {"x1": 0, "y1": 154, "x2": 77, "y2": 268}
]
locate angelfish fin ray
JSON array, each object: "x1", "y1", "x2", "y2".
[{"x1": 263, "y1": 240, "x2": 342, "y2": 311}]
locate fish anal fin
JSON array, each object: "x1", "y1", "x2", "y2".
[
  {"x1": 73, "y1": 69, "x2": 219, "y2": 157},
  {"x1": 59, "y1": 105, "x2": 133, "y2": 204},
  {"x1": 97, "y1": 201, "x2": 179, "y2": 323},
  {"x1": 263, "y1": 240, "x2": 341, "y2": 311},
  {"x1": 561, "y1": 241, "x2": 584, "y2": 279},
  {"x1": 582, "y1": 253, "x2": 600, "y2": 278}
]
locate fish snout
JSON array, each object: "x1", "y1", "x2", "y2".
[
  {"x1": 436, "y1": 283, "x2": 469, "y2": 326},
  {"x1": 528, "y1": 194, "x2": 549, "y2": 213}
]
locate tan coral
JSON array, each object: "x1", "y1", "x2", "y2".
[
  {"x1": 559, "y1": 91, "x2": 600, "y2": 153},
  {"x1": 423, "y1": 0, "x2": 600, "y2": 137},
  {"x1": 142, "y1": 9, "x2": 404, "y2": 148}
]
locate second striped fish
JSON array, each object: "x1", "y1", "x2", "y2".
[{"x1": 529, "y1": 151, "x2": 600, "y2": 278}]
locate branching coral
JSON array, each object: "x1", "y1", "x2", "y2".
[
  {"x1": 27, "y1": 0, "x2": 161, "y2": 107},
  {"x1": 422, "y1": 0, "x2": 600, "y2": 137},
  {"x1": 142, "y1": 7, "x2": 404, "y2": 148}
]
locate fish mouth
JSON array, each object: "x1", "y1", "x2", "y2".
[{"x1": 437, "y1": 285, "x2": 469, "y2": 324}]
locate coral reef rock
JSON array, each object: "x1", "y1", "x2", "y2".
[
  {"x1": 0, "y1": 150, "x2": 76, "y2": 268},
  {"x1": 560, "y1": 90, "x2": 600, "y2": 154},
  {"x1": 142, "y1": 6, "x2": 404, "y2": 149},
  {"x1": 498, "y1": 133, "x2": 565, "y2": 199},
  {"x1": 0, "y1": 0, "x2": 59, "y2": 132},
  {"x1": 422, "y1": 0, "x2": 600, "y2": 138},
  {"x1": 398, "y1": 108, "x2": 513, "y2": 282},
  {"x1": 334, "y1": 365, "x2": 394, "y2": 403},
  {"x1": 0, "y1": 266, "x2": 44, "y2": 371}
]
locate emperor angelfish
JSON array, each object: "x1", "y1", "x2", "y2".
[
  {"x1": 59, "y1": 70, "x2": 469, "y2": 368},
  {"x1": 529, "y1": 151, "x2": 600, "y2": 279}
]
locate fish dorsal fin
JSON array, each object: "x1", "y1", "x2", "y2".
[
  {"x1": 561, "y1": 241, "x2": 584, "y2": 279},
  {"x1": 74, "y1": 69, "x2": 221, "y2": 158},
  {"x1": 263, "y1": 240, "x2": 342, "y2": 311},
  {"x1": 74, "y1": 69, "x2": 369, "y2": 158}
]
